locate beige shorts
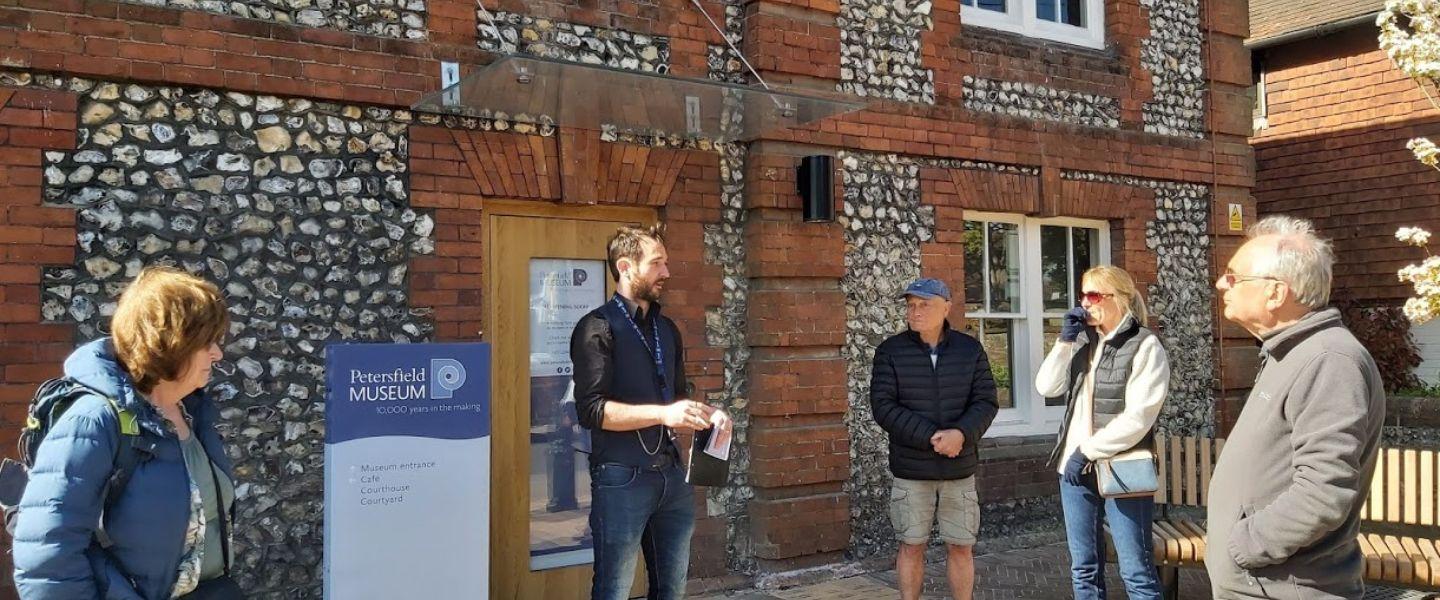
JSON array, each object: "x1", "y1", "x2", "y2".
[{"x1": 889, "y1": 476, "x2": 979, "y2": 546}]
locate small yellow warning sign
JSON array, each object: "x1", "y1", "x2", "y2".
[{"x1": 1228, "y1": 204, "x2": 1243, "y2": 231}]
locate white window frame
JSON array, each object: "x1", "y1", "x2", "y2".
[
  {"x1": 1252, "y1": 60, "x2": 1269, "y2": 131},
  {"x1": 963, "y1": 212, "x2": 1111, "y2": 438},
  {"x1": 961, "y1": 0, "x2": 1106, "y2": 50}
]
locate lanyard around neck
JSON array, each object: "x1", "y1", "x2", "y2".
[{"x1": 613, "y1": 296, "x2": 669, "y2": 397}]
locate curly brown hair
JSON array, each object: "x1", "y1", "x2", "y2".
[{"x1": 606, "y1": 224, "x2": 665, "y2": 280}]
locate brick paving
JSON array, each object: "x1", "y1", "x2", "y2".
[
  {"x1": 695, "y1": 541, "x2": 1213, "y2": 600},
  {"x1": 696, "y1": 541, "x2": 1438, "y2": 599}
]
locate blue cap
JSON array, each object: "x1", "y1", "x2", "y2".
[{"x1": 900, "y1": 278, "x2": 951, "y2": 301}]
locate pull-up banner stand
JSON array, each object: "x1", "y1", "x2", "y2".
[{"x1": 323, "y1": 343, "x2": 491, "y2": 599}]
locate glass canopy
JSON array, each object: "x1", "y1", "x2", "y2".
[{"x1": 411, "y1": 56, "x2": 866, "y2": 143}]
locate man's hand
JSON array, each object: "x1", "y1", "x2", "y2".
[
  {"x1": 660, "y1": 400, "x2": 715, "y2": 432},
  {"x1": 930, "y1": 429, "x2": 965, "y2": 458},
  {"x1": 709, "y1": 408, "x2": 733, "y2": 433}
]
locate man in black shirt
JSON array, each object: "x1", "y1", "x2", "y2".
[{"x1": 570, "y1": 224, "x2": 728, "y2": 600}]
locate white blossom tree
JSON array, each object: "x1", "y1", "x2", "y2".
[{"x1": 1382, "y1": 0, "x2": 1440, "y2": 323}]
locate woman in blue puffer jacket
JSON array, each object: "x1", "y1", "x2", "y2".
[{"x1": 13, "y1": 266, "x2": 240, "y2": 599}]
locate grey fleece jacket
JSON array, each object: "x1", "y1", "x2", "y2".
[{"x1": 1206, "y1": 308, "x2": 1385, "y2": 599}]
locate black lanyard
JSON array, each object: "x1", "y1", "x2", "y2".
[{"x1": 613, "y1": 296, "x2": 671, "y2": 401}]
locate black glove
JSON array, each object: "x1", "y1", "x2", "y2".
[
  {"x1": 1061, "y1": 450, "x2": 1089, "y2": 486},
  {"x1": 1060, "y1": 307, "x2": 1090, "y2": 343}
]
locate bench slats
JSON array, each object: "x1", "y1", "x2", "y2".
[
  {"x1": 1388, "y1": 449, "x2": 1402, "y2": 524},
  {"x1": 1200, "y1": 440, "x2": 1212, "y2": 505},
  {"x1": 1423, "y1": 450, "x2": 1435, "y2": 528},
  {"x1": 1140, "y1": 436, "x2": 1440, "y2": 590},
  {"x1": 1359, "y1": 534, "x2": 1382, "y2": 581},
  {"x1": 1160, "y1": 521, "x2": 1194, "y2": 562},
  {"x1": 1150, "y1": 519, "x2": 1204, "y2": 565},
  {"x1": 1418, "y1": 537, "x2": 1440, "y2": 586},
  {"x1": 1400, "y1": 536, "x2": 1429, "y2": 585},
  {"x1": 1169, "y1": 437, "x2": 1183, "y2": 506},
  {"x1": 1404, "y1": 450, "x2": 1419, "y2": 526},
  {"x1": 1184, "y1": 437, "x2": 1198, "y2": 507},
  {"x1": 1369, "y1": 450, "x2": 1386, "y2": 522},
  {"x1": 1384, "y1": 535, "x2": 1413, "y2": 584},
  {"x1": 1364, "y1": 448, "x2": 1440, "y2": 529},
  {"x1": 1174, "y1": 519, "x2": 1207, "y2": 559},
  {"x1": 1154, "y1": 521, "x2": 1183, "y2": 563},
  {"x1": 1370, "y1": 533, "x2": 1399, "y2": 581}
]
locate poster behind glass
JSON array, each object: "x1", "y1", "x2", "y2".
[{"x1": 528, "y1": 259, "x2": 605, "y2": 570}]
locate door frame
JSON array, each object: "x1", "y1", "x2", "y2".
[{"x1": 482, "y1": 200, "x2": 658, "y2": 599}]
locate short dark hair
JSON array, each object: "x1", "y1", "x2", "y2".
[{"x1": 607, "y1": 224, "x2": 665, "y2": 280}]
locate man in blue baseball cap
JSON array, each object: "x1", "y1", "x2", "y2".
[{"x1": 870, "y1": 277, "x2": 998, "y2": 600}]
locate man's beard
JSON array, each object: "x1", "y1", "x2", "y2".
[{"x1": 635, "y1": 276, "x2": 666, "y2": 303}]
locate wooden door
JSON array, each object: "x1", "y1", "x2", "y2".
[{"x1": 487, "y1": 201, "x2": 655, "y2": 600}]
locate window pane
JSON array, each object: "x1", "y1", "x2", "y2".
[
  {"x1": 982, "y1": 319, "x2": 1016, "y2": 409},
  {"x1": 1072, "y1": 227, "x2": 1097, "y2": 300},
  {"x1": 1042, "y1": 318, "x2": 1066, "y2": 406},
  {"x1": 964, "y1": 221, "x2": 985, "y2": 313},
  {"x1": 528, "y1": 259, "x2": 607, "y2": 569},
  {"x1": 1040, "y1": 225, "x2": 1070, "y2": 311},
  {"x1": 963, "y1": 0, "x2": 1008, "y2": 11},
  {"x1": 987, "y1": 222, "x2": 1021, "y2": 313},
  {"x1": 1036, "y1": 0, "x2": 1084, "y2": 26}
]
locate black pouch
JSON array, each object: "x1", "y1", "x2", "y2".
[{"x1": 180, "y1": 575, "x2": 244, "y2": 600}]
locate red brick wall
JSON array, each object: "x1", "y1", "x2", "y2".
[
  {"x1": 0, "y1": 84, "x2": 78, "y2": 599},
  {"x1": 0, "y1": 0, "x2": 504, "y2": 104},
  {"x1": 0, "y1": 0, "x2": 1256, "y2": 589},
  {"x1": 0, "y1": 0, "x2": 1258, "y2": 186},
  {"x1": 1253, "y1": 24, "x2": 1440, "y2": 304},
  {"x1": 407, "y1": 123, "x2": 736, "y2": 578}
]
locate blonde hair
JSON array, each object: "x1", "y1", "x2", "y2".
[
  {"x1": 111, "y1": 266, "x2": 228, "y2": 393},
  {"x1": 1082, "y1": 265, "x2": 1148, "y2": 324}
]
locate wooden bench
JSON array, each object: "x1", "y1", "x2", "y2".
[
  {"x1": 1105, "y1": 436, "x2": 1440, "y2": 598},
  {"x1": 1357, "y1": 447, "x2": 1440, "y2": 589}
]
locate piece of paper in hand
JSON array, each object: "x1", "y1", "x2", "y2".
[{"x1": 703, "y1": 411, "x2": 732, "y2": 461}]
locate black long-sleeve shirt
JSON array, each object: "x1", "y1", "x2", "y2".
[{"x1": 569, "y1": 296, "x2": 688, "y2": 431}]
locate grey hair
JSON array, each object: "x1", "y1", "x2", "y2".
[{"x1": 1245, "y1": 215, "x2": 1334, "y2": 309}]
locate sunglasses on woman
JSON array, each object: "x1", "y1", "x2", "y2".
[{"x1": 1080, "y1": 291, "x2": 1113, "y2": 304}]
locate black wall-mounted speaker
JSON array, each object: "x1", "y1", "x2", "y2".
[{"x1": 798, "y1": 155, "x2": 834, "y2": 222}]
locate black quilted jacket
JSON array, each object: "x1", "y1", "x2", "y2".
[{"x1": 869, "y1": 323, "x2": 999, "y2": 480}]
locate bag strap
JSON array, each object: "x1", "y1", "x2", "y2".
[
  {"x1": 94, "y1": 397, "x2": 151, "y2": 549},
  {"x1": 204, "y1": 461, "x2": 232, "y2": 575}
]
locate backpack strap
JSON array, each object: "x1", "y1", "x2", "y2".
[{"x1": 93, "y1": 398, "x2": 151, "y2": 550}]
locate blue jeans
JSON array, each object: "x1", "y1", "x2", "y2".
[
  {"x1": 1060, "y1": 471, "x2": 1163, "y2": 600},
  {"x1": 589, "y1": 461, "x2": 695, "y2": 600}
]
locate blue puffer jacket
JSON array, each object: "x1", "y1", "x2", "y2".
[{"x1": 12, "y1": 339, "x2": 234, "y2": 600}]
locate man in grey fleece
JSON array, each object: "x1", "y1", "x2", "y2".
[{"x1": 1207, "y1": 216, "x2": 1385, "y2": 599}]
